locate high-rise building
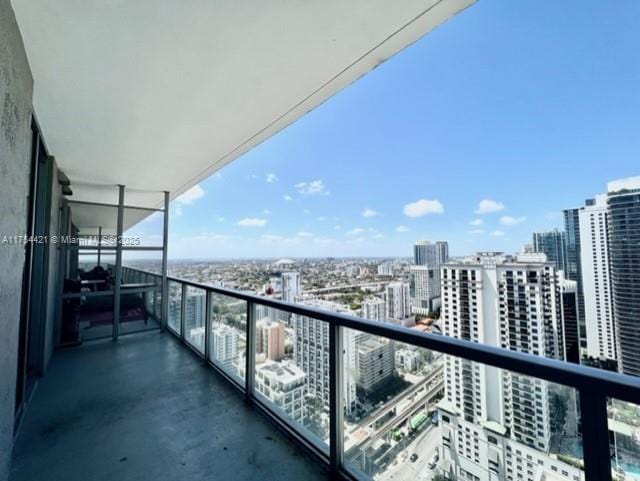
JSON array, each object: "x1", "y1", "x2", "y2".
[
  {"x1": 281, "y1": 271, "x2": 301, "y2": 303},
  {"x1": 410, "y1": 265, "x2": 440, "y2": 315},
  {"x1": 292, "y1": 300, "x2": 357, "y2": 416},
  {"x1": 559, "y1": 273, "x2": 580, "y2": 364},
  {"x1": 361, "y1": 297, "x2": 386, "y2": 321},
  {"x1": 256, "y1": 318, "x2": 285, "y2": 361},
  {"x1": 377, "y1": 262, "x2": 393, "y2": 276},
  {"x1": 607, "y1": 177, "x2": 640, "y2": 377},
  {"x1": 185, "y1": 290, "x2": 206, "y2": 349},
  {"x1": 563, "y1": 207, "x2": 586, "y2": 350},
  {"x1": 410, "y1": 241, "x2": 448, "y2": 315},
  {"x1": 184, "y1": 290, "x2": 206, "y2": 333},
  {"x1": 438, "y1": 253, "x2": 581, "y2": 481},
  {"x1": 384, "y1": 282, "x2": 411, "y2": 320},
  {"x1": 212, "y1": 324, "x2": 239, "y2": 370},
  {"x1": 354, "y1": 336, "x2": 395, "y2": 396},
  {"x1": 413, "y1": 240, "x2": 449, "y2": 266},
  {"x1": 579, "y1": 194, "x2": 617, "y2": 362},
  {"x1": 532, "y1": 229, "x2": 567, "y2": 273}
]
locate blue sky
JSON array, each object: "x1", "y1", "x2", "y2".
[{"x1": 158, "y1": 0, "x2": 640, "y2": 259}]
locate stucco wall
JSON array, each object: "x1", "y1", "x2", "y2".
[{"x1": 0, "y1": 0, "x2": 33, "y2": 478}]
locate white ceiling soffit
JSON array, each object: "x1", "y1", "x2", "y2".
[
  {"x1": 13, "y1": 0, "x2": 474, "y2": 209},
  {"x1": 69, "y1": 201, "x2": 154, "y2": 235}
]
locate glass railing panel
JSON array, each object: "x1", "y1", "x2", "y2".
[
  {"x1": 251, "y1": 303, "x2": 329, "y2": 454},
  {"x1": 62, "y1": 250, "x2": 116, "y2": 342},
  {"x1": 118, "y1": 253, "x2": 162, "y2": 335},
  {"x1": 144, "y1": 273, "x2": 155, "y2": 314},
  {"x1": 154, "y1": 275, "x2": 162, "y2": 320},
  {"x1": 117, "y1": 274, "x2": 161, "y2": 336},
  {"x1": 184, "y1": 286, "x2": 207, "y2": 353},
  {"x1": 73, "y1": 292, "x2": 115, "y2": 342},
  {"x1": 343, "y1": 329, "x2": 585, "y2": 481},
  {"x1": 167, "y1": 280, "x2": 183, "y2": 335},
  {"x1": 609, "y1": 399, "x2": 640, "y2": 481},
  {"x1": 208, "y1": 292, "x2": 247, "y2": 384}
]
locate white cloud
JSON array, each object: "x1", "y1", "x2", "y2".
[
  {"x1": 262, "y1": 209, "x2": 271, "y2": 215},
  {"x1": 469, "y1": 218, "x2": 483, "y2": 226},
  {"x1": 172, "y1": 205, "x2": 183, "y2": 217},
  {"x1": 403, "y1": 199, "x2": 444, "y2": 217},
  {"x1": 265, "y1": 173, "x2": 278, "y2": 183},
  {"x1": 317, "y1": 216, "x2": 327, "y2": 222},
  {"x1": 347, "y1": 227, "x2": 365, "y2": 236},
  {"x1": 475, "y1": 199, "x2": 505, "y2": 214},
  {"x1": 373, "y1": 233, "x2": 384, "y2": 239},
  {"x1": 297, "y1": 231, "x2": 313, "y2": 237},
  {"x1": 283, "y1": 194, "x2": 293, "y2": 201},
  {"x1": 216, "y1": 216, "x2": 225, "y2": 222},
  {"x1": 334, "y1": 225, "x2": 342, "y2": 230},
  {"x1": 490, "y1": 230, "x2": 505, "y2": 237},
  {"x1": 175, "y1": 185, "x2": 205, "y2": 205},
  {"x1": 361, "y1": 208, "x2": 380, "y2": 218},
  {"x1": 395, "y1": 225, "x2": 410, "y2": 233},
  {"x1": 236, "y1": 218, "x2": 268, "y2": 227},
  {"x1": 295, "y1": 179, "x2": 329, "y2": 195},
  {"x1": 469, "y1": 229, "x2": 484, "y2": 235},
  {"x1": 500, "y1": 215, "x2": 526, "y2": 226}
]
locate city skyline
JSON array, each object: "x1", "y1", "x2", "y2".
[{"x1": 128, "y1": 0, "x2": 640, "y2": 260}]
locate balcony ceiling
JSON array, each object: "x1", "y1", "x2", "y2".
[{"x1": 12, "y1": 0, "x2": 472, "y2": 209}]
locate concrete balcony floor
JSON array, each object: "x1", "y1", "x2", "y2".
[{"x1": 10, "y1": 331, "x2": 327, "y2": 481}]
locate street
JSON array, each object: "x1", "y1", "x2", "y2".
[{"x1": 377, "y1": 424, "x2": 442, "y2": 481}]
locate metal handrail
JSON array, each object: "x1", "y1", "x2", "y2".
[
  {"x1": 121, "y1": 264, "x2": 639, "y2": 481},
  {"x1": 121, "y1": 265, "x2": 640, "y2": 403}
]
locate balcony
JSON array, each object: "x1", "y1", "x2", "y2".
[
  {"x1": 3, "y1": 2, "x2": 640, "y2": 481},
  {"x1": 10, "y1": 330, "x2": 326, "y2": 481}
]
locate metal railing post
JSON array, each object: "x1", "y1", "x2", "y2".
[
  {"x1": 97, "y1": 225, "x2": 102, "y2": 267},
  {"x1": 160, "y1": 190, "x2": 169, "y2": 331},
  {"x1": 112, "y1": 185, "x2": 124, "y2": 341},
  {"x1": 204, "y1": 290, "x2": 212, "y2": 364},
  {"x1": 329, "y1": 323, "x2": 344, "y2": 479},
  {"x1": 245, "y1": 301, "x2": 256, "y2": 401},
  {"x1": 180, "y1": 283, "x2": 187, "y2": 341},
  {"x1": 580, "y1": 390, "x2": 612, "y2": 481}
]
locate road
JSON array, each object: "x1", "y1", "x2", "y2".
[
  {"x1": 367, "y1": 380, "x2": 444, "y2": 443},
  {"x1": 357, "y1": 362, "x2": 444, "y2": 429},
  {"x1": 304, "y1": 281, "x2": 389, "y2": 294},
  {"x1": 378, "y1": 424, "x2": 442, "y2": 481}
]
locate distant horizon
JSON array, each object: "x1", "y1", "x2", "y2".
[{"x1": 129, "y1": 248, "x2": 524, "y2": 263}]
